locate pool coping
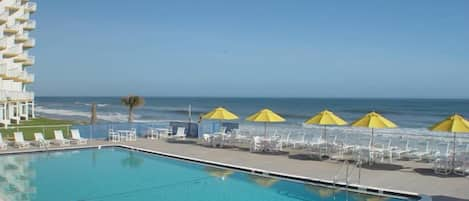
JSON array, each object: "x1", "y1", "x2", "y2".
[{"x1": 0, "y1": 144, "x2": 431, "y2": 201}]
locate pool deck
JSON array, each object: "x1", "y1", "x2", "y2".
[{"x1": 1, "y1": 138, "x2": 468, "y2": 201}]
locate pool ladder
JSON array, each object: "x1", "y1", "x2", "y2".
[{"x1": 332, "y1": 158, "x2": 362, "y2": 189}]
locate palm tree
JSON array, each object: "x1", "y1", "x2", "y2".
[
  {"x1": 90, "y1": 103, "x2": 97, "y2": 124},
  {"x1": 121, "y1": 96, "x2": 144, "y2": 123}
]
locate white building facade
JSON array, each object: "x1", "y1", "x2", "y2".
[{"x1": 0, "y1": 0, "x2": 36, "y2": 127}]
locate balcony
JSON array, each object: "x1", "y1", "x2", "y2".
[
  {"x1": 0, "y1": 63, "x2": 7, "y2": 78},
  {"x1": 0, "y1": 91, "x2": 34, "y2": 102},
  {"x1": 17, "y1": 72, "x2": 34, "y2": 83},
  {"x1": 5, "y1": 0, "x2": 22, "y2": 11},
  {"x1": 23, "y1": 20, "x2": 35, "y2": 31},
  {"x1": 15, "y1": 32, "x2": 29, "y2": 42},
  {"x1": 13, "y1": 53, "x2": 28, "y2": 63},
  {"x1": 24, "y1": 2, "x2": 37, "y2": 13},
  {"x1": 3, "y1": 45, "x2": 22, "y2": 58},
  {"x1": 23, "y1": 55, "x2": 35, "y2": 66},
  {"x1": 16, "y1": 12, "x2": 30, "y2": 22},
  {"x1": 4, "y1": 24, "x2": 21, "y2": 34},
  {"x1": 0, "y1": 38, "x2": 7, "y2": 50},
  {"x1": 0, "y1": 63, "x2": 21, "y2": 79},
  {"x1": 23, "y1": 38, "x2": 35, "y2": 49},
  {"x1": 4, "y1": 68, "x2": 21, "y2": 80},
  {"x1": 0, "y1": 12, "x2": 8, "y2": 25}
]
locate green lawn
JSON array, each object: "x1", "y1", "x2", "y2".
[{"x1": 0, "y1": 117, "x2": 79, "y2": 141}]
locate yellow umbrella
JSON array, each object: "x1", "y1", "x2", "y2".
[
  {"x1": 202, "y1": 107, "x2": 239, "y2": 139},
  {"x1": 430, "y1": 114, "x2": 469, "y2": 167},
  {"x1": 246, "y1": 108, "x2": 285, "y2": 137},
  {"x1": 351, "y1": 112, "x2": 397, "y2": 158},
  {"x1": 304, "y1": 109, "x2": 347, "y2": 154},
  {"x1": 202, "y1": 107, "x2": 239, "y2": 120}
]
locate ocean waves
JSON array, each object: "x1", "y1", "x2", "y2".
[{"x1": 35, "y1": 106, "x2": 137, "y2": 122}]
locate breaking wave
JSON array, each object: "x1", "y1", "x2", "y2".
[{"x1": 35, "y1": 106, "x2": 137, "y2": 122}]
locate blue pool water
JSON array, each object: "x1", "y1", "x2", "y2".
[{"x1": 0, "y1": 148, "x2": 416, "y2": 201}]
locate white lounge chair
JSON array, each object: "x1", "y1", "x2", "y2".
[
  {"x1": 171, "y1": 127, "x2": 186, "y2": 140},
  {"x1": 32, "y1": 132, "x2": 50, "y2": 148},
  {"x1": 13, "y1": 132, "x2": 30, "y2": 149},
  {"x1": 0, "y1": 133, "x2": 7, "y2": 150},
  {"x1": 71, "y1": 129, "x2": 88, "y2": 144},
  {"x1": 52, "y1": 130, "x2": 71, "y2": 146}
]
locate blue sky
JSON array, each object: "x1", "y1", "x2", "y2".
[{"x1": 32, "y1": 0, "x2": 469, "y2": 98}]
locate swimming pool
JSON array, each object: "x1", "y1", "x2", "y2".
[{"x1": 0, "y1": 147, "x2": 420, "y2": 201}]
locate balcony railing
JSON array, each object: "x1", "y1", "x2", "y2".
[
  {"x1": 24, "y1": 2, "x2": 37, "y2": 13},
  {"x1": 0, "y1": 12, "x2": 8, "y2": 25},
  {"x1": 17, "y1": 72, "x2": 34, "y2": 83},
  {"x1": 23, "y1": 38, "x2": 35, "y2": 49},
  {"x1": 15, "y1": 32, "x2": 29, "y2": 42},
  {"x1": 5, "y1": 0, "x2": 22, "y2": 11},
  {"x1": 0, "y1": 63, "x2": 7, "y2": 77},
  {"x1": 13, "y1": 53, "x2": 29, "y2": 62},
  {"x1": 23, "y1": 20, "x2": 36, "y2": 30},
  {"x1": 0, "y1": 91, "x2": 34, "y2": 102},
  {"x1": 4, "y1": 24, "x2": 21, "y2": 34},
  {"x1": 3, "y1": 45, "x2": 22, "y2": 58},
  {"x1": 0, "y1": 37, "x2": 7, "y2": 50},
  {"x1": 0, "y1": 63, "x2": 21, "y2": 79},
  {"x1": 23, "y1": 55, "x2": 35, "y2": 66},
  {"x1": 5, "y1": 68, "x2": 21, "y2": 80},
  {"x1": 16, "y1": 12, "x2": 30, "y2": 22}
]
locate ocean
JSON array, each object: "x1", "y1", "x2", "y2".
[
  {"x1": 34, "y1": 97, "x2": 469, "y2": 150},
  {"x1": 35, "y1": 97, "x2": 469, "y2": 129}
]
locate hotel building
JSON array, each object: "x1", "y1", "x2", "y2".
[{"x1": 0, "y1": 0, "x2": 36, "y2": 127}]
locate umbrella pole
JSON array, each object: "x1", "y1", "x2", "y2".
[
  {"x1": 324, "y1": 125, "x2": 327, "y2": 155},
  {"x1": 221, "y1": 120, "x2": 224, "y2": 143},
  {"x1": 264, "y1": 122, "x2": 267, "y2": 137},
  {"x1": 452, "y1": 132, "x2": 456, "y2": 169},
  {"x1": 370, "y1": 128, "x2": 374, "y2": 164}
]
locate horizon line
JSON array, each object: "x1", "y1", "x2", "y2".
[{"x1": 34, "y1": 95, "x2": 469, "y2": 100}]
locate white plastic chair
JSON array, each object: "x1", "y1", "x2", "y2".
[
  {"x1": 13, "y1": 132, "x2": 29, "y2": 149},
  {"x1": 433, "y1": 157, "x2": 452, "y2": 175},
  {"x1": 250, "y1": 136, "x2": 263, "y2": 152},
  {"x1": 108, "y1": 129, "x2": 120, "y2": 142}
]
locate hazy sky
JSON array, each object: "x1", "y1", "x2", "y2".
[{"x1": 32, "y1": 0, "x2": 469, "y2": 98}]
